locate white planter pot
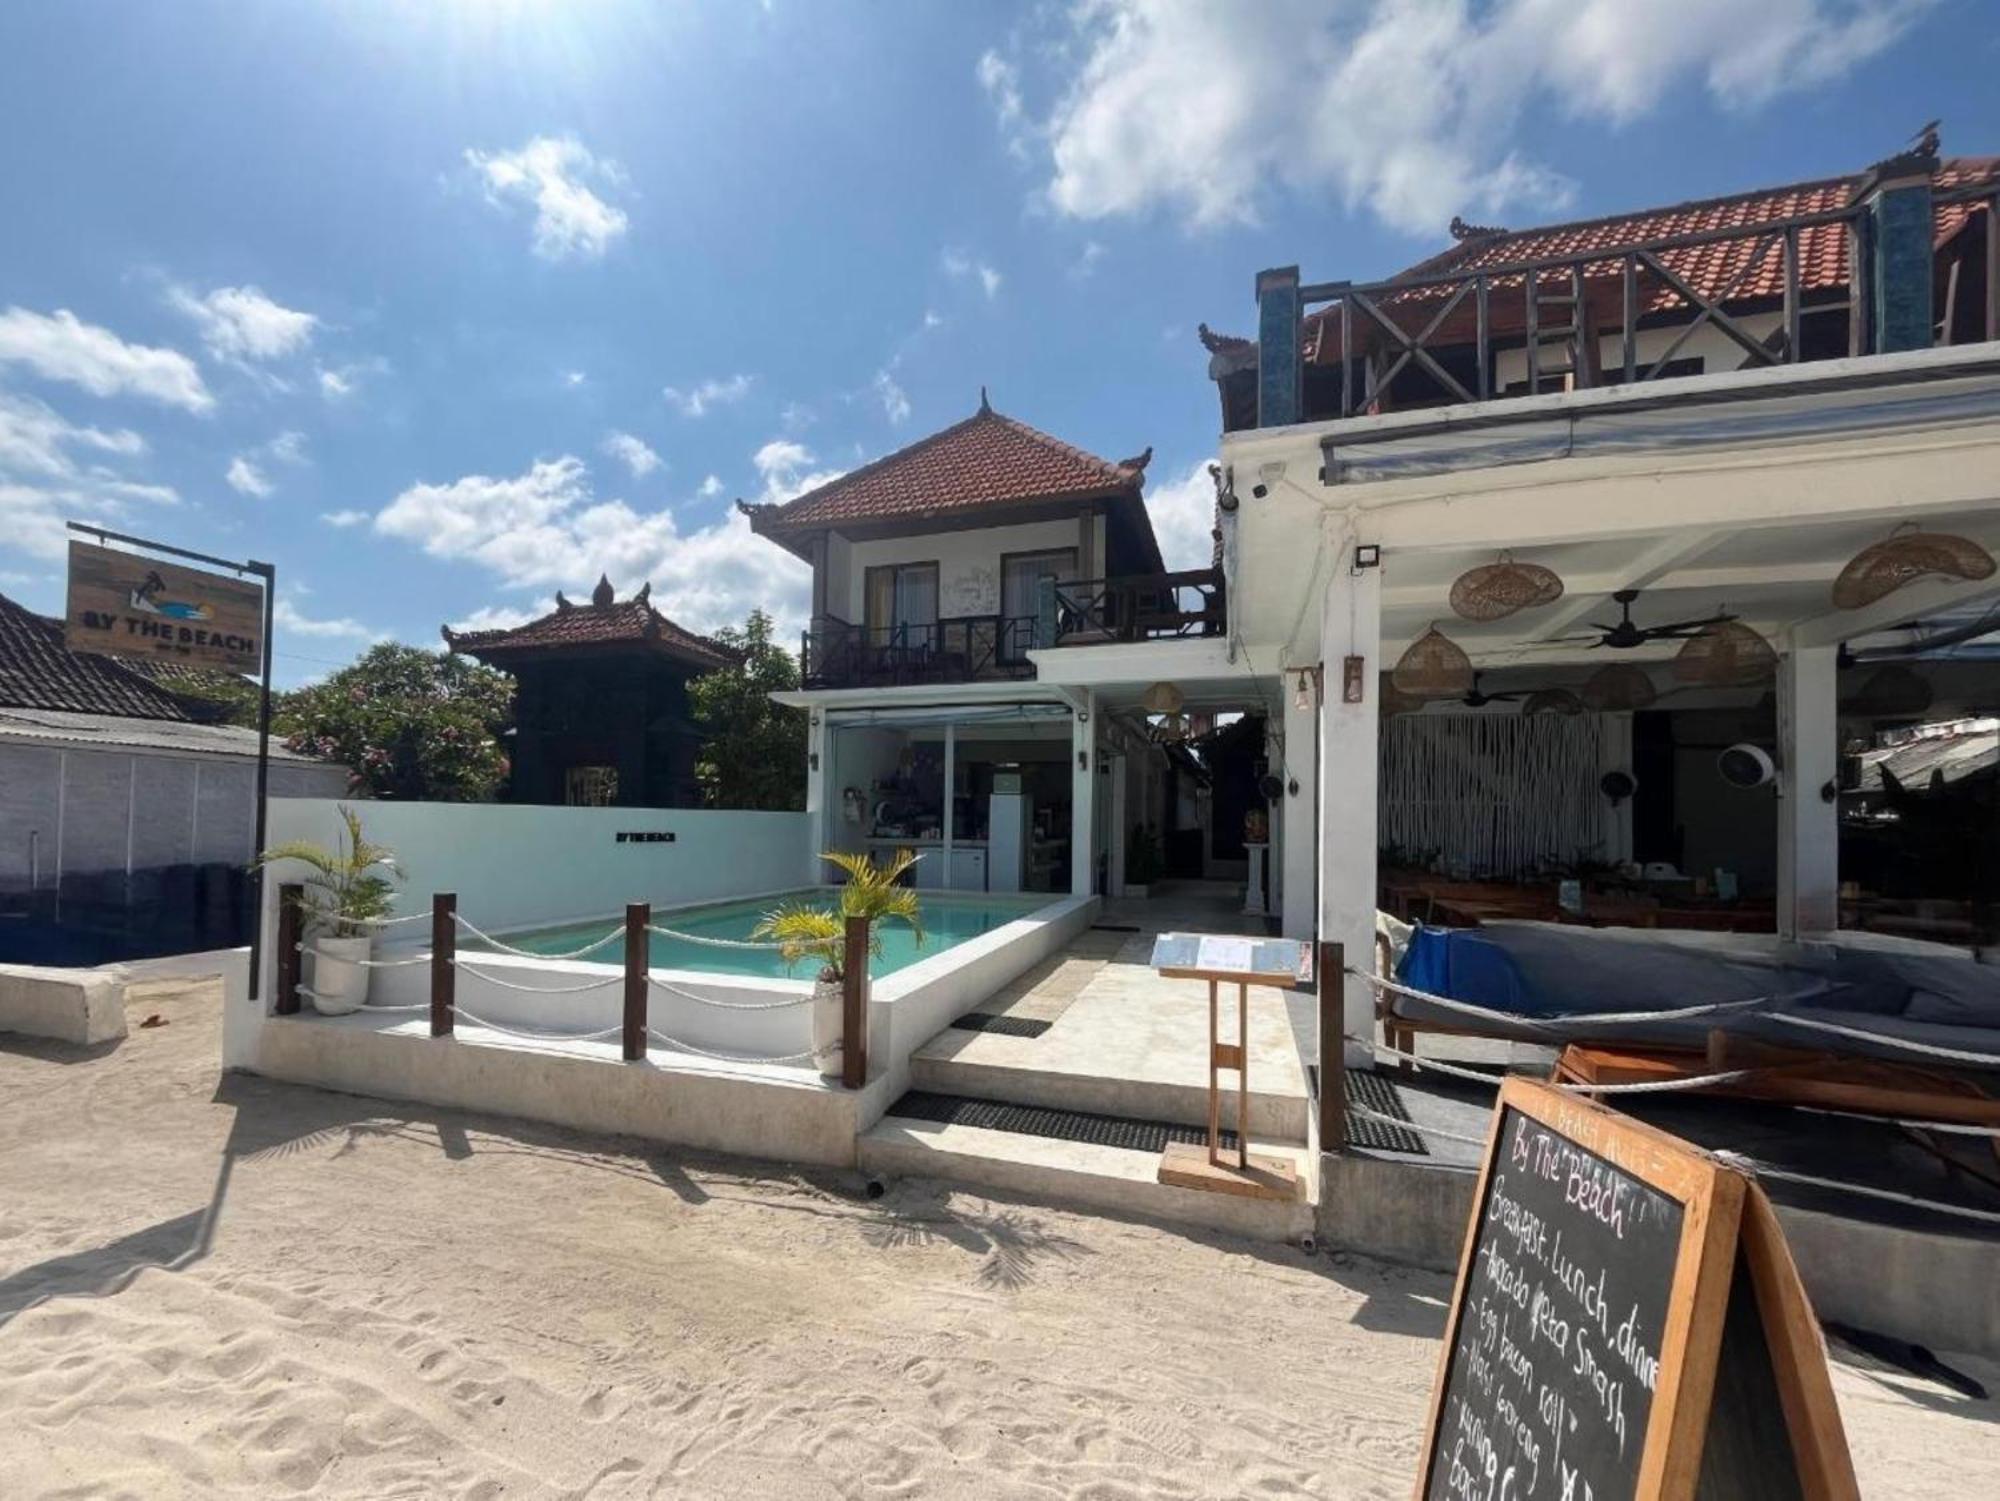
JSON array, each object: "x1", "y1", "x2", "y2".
[
  {"x1": 812, "y1": 974, "x2": 844, "y2": 1078},
  {"x1": 310, "y1": 934, "x2": 374, "y2": 1014}
]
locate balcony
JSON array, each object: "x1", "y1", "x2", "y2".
[{"x1": 801, "y1": 567, "x2": 1226, "y2": 689}]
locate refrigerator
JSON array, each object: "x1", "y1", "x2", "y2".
[{"x1": 987, "y1": 791, "x2": 1031, "y2": 893}]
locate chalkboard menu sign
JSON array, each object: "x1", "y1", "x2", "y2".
[{"x1": 1416, "y1": 1078, "x2": 1858, "y2": 1501}]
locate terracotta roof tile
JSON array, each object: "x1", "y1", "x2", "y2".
[
  {"x1": 1295, "y1": 156, "x2": 2000, "y2": 365},
  {"x1": 443, "y1": 581, "x2": 737, "y2": 671},
  {"x1": 0, "y1": 592, "x2": 196, "y2": 721},
  {"x1": 742, "y1": 403, "x2": 1148, "y2": 536}
]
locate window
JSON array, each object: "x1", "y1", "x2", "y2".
[
  {"x1": 864, "y1": 563, "x2": 939, "y2": 648},
  {"x1": 1001, "y1": 549, "x2": 1077, "y2": 657},
  {"x1": 565, "y1": 766, "x2": 618, "y2": 806}
]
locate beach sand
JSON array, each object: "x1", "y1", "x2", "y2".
[{"x1": 2, "y1": 981, "x2": 1995, "y2": 1498}]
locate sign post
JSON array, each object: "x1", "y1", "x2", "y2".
[{"x1": 64, "y1": 524, "x2": 277, "y2": 998}]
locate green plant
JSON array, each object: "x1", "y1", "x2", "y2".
[
  {"x1": 687, "y1": 609, "x2": 808, "y2": 811},
  {"x1": 255, "y1": 805, "x2": 401, "y2": 937},
  {"x1": 752, "y1": 848, "x2": 927, "y2": 981},
  {"x1": 1125, "y1": 823, "x2": 1165, "y2": 886}
]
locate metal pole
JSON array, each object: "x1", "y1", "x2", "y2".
[{"x1": 245, "y1": 560, "x2": 276, "y2": 1000}]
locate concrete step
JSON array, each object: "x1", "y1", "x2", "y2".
[
  {"x1": 909, "y1": 1051, "x2": 1309, "y2": 1142},
  {"x1": 858, "y1": 1115, "x2": 1316, "y2": 1246}
]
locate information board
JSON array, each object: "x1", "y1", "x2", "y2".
[
  {"x1": 64, "y1": 538, "x2": 264, "y2": 672},
  {"x1": 1416, "y1": 1078, "x2": 1857, "y2": 1501}
]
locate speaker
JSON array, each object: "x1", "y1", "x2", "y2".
[{"x1": 1717, "y1": 743, "x2": 1778, "y2": 790}]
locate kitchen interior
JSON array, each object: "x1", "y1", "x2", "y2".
[{"x1": 829, "y1": 710, "x2": 1075, "y2": 893}]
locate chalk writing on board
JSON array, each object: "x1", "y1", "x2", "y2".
[{"x1": 1427, "y1": 1109, "x2": 1683, "y2": 1501}]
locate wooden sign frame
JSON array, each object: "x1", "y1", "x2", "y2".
[{"x1": 1415, "y1": 1076, "x2": 1857, "y2": 1500}]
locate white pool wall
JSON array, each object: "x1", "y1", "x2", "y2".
[{"x1": 261, "y1": 799, "x2": 818, "y2": 933}]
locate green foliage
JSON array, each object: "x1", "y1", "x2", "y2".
[
  {"x1": 687, "y1": 609, "x2": 806, "y2": 811},
  {"x1": 164, "y1": 669, "x2": 264, "y2": 728},
  {"x1": 751, "y1": 848, "x2": 927, "y2": 980},
  {"x1": 278, "y1": 643, "x2": 515, "y2": 801},
  {"x1": 255, "y1": 805, "x2": 401, "y2": 937}
]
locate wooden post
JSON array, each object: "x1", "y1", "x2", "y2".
[
  {"x1": 273, "y1": 882, "x2": 303, "y2": 1015},
  {"x1": 841, "y1": 914, "x2": 869, "y2": 1089},
  {"x1": 624, "y1": 902, "x2": 649, "y2": 1061},
  {"x1": 431, "y1": 892, "x2": 455, "y2": 1038},
  {"x1": 1318, "y1": 939, "x2": 1346, "y2": 1154}
]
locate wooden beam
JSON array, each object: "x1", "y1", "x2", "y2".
[
  {"x1": 841, "y1": 914, "x2": 870, "y2": 1089},
  {"x1": 623, "y1": 903, "x2": 649, "y2": 1062},
  {"x1": 430, "y1": 892, "x2": 455, "y2": 1038},
  {"x1": 273, "y1": 883, "x2": 303, "y2": 1016}
]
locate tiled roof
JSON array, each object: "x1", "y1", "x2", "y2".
[
  {"x1": 443, "y1": 579, "x2": 738, "y2": 671},
  {"x1": 0, "y1": 592, "x2": 195, "y2": 721},
  {"x1": 741, "y1": 401, "x2": 1150, "y2": 537},
  {"x1": 1295, "y1": 155, "x2": 2000, "y2": 365}
]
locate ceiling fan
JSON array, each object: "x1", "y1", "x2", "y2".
[
  {"x1": 1459, "y1": 671, "x2": 1529, "y2": 708},
  {"x1": 1547, "y1": 589, "x2": 1737, "y2": 650}
]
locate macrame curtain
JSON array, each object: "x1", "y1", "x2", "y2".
[{"x1": 1380, "y1": 712, "x2": 1605, "y2": 879}]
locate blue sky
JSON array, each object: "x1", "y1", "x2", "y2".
[{"x1": 0, "y1": 0, "x2": 1994, "y2": 685}]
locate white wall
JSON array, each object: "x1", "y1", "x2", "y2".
[
  {"x1": 261, "y1": 800, "x2": 816, "y2": 933},
  {"x1": 833, "y1": 516, "x2": 1103, "y2": 624}
]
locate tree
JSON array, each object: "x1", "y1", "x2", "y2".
[
  {"x1": 278, "y1": 643, "x2": 515, "y2": 801},
  {"x1": 687, "y1": 609, "x2": 807, "y2": 810}
]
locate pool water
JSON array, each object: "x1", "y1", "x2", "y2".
[{"x1": 486, "y1": 888, "x2": 1053, "y2": 980}]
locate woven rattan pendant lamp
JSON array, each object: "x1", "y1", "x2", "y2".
[
  {"x1": 1521, "y1": 687, "x2": 1585, "y2": 717},
  {"x1": 1581, "y1": 662, "x2": 1657, "y2": 712},
  {"x1": 1381, "y1": 675, "x2": 1423, "y2": 719},
  {"x1": 1448, "y1": 551, "x2": 1565, "y2": 622},
  {"x1": 1842, "y1": 665, "x2": 1933, "y2": 717},
  {"x1": 1391, "y1": 624, "x2": 1474, "y2": 700},
  {"x1": 1831, "y1": 523, "x2": 1996, "y2": 609},
  {"x1": 1672, "y1": 619, "x2": 1776, "y2": 687}
]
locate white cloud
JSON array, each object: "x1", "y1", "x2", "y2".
[
  {"x1": 274, "y1": 596, "x2": 386, "y2": 642},
  {"x1": 266, "y1": 430, "x2": 308, "y2": 465},
  {"x1": 0, "y1": 307, "x2": 213, "y2": 413},
  {"x1": 976, "y1": 48, "x2": 1031, "y2": 159},
  {"x1": 168, "y1": 284, "x2": 317, "y2": 362},
  {"x1": 873, "y1": 369, "x2": 912, "y2": 425},
  {"x1": 226, "y1": 456, "x2": 272, "y2": 497},
  {"x1": 564, "y1": 369, "x2": 587, "y2": 387},
  {"x1": 663, "y1": 373, "x2": 753, "y2": 418},
  {"x1": 372, "y1": 454, "x2": 815, "y2": 638},
  {"x1": 1144, "y1": 459, "x2": 1219, "y2": 571},
  {"x1": 0, "y1": 391, "x2": 177, "y2": 557},
  {"x1": 751, "y1": 439, "x2": 844, "y2": 504},
  {"x1": 697, "y1": 474, "x2": 725, "y2": 499},
  {"x1": 942, "y1": 249, "x2": 1002, "y2": 299},
  {"x1": 318, "y1": 366, "x2": 353, "y2": 399},
  {"x1": 1070, "y1": 240, "x2": 1108, "y2": 279},
  {"x1": 601, "y1": 430, "x2": 663, "y2": 477},
  {"x1": 320, "y1": 508, "x2": 369, "y2": 528},
  {"x1": 464, "y1": 135, "x2": 630, "y2": 261},
  {"x1": 922, "y1": 308, "x2": 945, "y2": 329},
  {"x1": 1020, "y1": 0, "x2": 1927, "y2": 235}
]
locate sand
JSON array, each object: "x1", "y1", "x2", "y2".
[{"x1": 1, "y1": 981, "x2": 1995, "y2": 1499}]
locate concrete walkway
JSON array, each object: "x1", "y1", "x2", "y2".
[{"x1": 911, "y1": 882, "x2": 1309, "y2": 1139}]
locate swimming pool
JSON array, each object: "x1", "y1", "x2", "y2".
[{"x1": 479, "y1": 888, "x2": 1054, "y2": 979}]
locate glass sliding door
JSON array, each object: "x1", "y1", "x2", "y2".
[
  {"x1": 1001, "y1": 549, "x2": 1076, "y2": 659},
  {"x1": 864, "y1": 562, "x2": 939, "y2": 657}
]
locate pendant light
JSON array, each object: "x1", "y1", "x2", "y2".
[
  {"x1": 1522, "y1": 687, "x2": 1585, "y2": 717},
  {"x1": 1831, "y1": 522, "x2": 1995, "y2": 610},
  {"x1": 1448, "y1": 551, "x2": 1565, "y2": 622},
  {"x1": 1581, "y1": 662, "x2": 1657, "y2": 712},
  {"x1": 1391, "y1": 624, "x2": 1475, "y2": 700},
  {"x1": 1672, "y1": 619, "x2": 1776, "y2": 688}
]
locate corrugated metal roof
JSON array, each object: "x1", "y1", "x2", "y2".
[{"x1": 0, "y1": 706, "x2": 324, "y2": 761}]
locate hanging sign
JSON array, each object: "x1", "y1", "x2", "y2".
[
  {"x1": 1416, "y1": 1077, "x2": 1856, "y2": 1501},
  {"x1": 64, "y1": 539, "x2": 263, "y2": 673}
]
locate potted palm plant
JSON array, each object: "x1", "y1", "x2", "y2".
[
  {"x1": 255, "y1": 805, "x2": 401, "y2": 1015},
  {"x1": 752, "y1": 848, "x2": 925, "y2": 1077}
]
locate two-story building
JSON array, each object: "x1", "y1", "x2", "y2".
[
  {"x1": 1201, "y1": 138, "x2": 2000, "y2": 1056},
  {"x1": 741, "y1": 396, "x2": 1261, "y2": 898}
]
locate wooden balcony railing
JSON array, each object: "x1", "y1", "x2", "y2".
[{"x1": 800, "y1": 566, "x2": 1227, "y2": 688}]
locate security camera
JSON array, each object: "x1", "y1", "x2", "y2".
[{"x1": 1717, "y1": 743, "x2": 1777, "y2": 790}]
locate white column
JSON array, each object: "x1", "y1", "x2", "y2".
[
  {"x1": 1280, "y1": 663, "x2": 1319, "y2": 939},
  {"x1": 805, "y1": 712, "x2": 829, "y2": 882},
  {"x1": 1777, "y1": 642, "x2": 1840, "y2": 940},
  {"x1": 1320, "y1": 543, "x2": 1381, "y2": 1065},
  {"x1": 1071, "y1": 692, "x2": 1097, "y2": 896}
]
